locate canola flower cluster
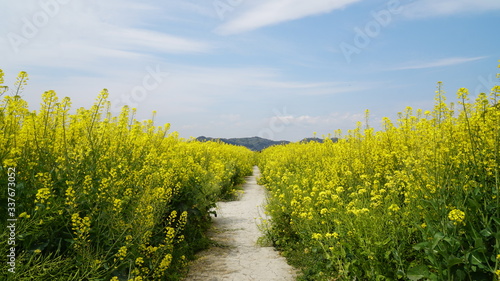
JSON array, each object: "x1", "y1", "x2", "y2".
[
  {"x1": 259, "y1": 77, "x2": 500, "y2": 280},
  {"x1": 0, "y1": 70, "x2": 254, "y2": 280}
]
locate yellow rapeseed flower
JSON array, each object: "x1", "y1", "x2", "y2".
[
  {"x1": 312, "y1": 233, "x2": 323, "y2": 240},
  {"x1": 115, "y1": 246, "x2": 127, "y2": 261},
  {"x1": 35, "y1": 187, "x2": 51, "y2": 204},
  {"x1": 19, "y1": 212, "x2": 30, "y2": 218},
  {"x1": 448, "y1": 209, "x2": 465, "y2": 225}
]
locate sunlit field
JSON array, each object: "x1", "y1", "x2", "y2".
[
  {"x1": 2, "y1": 64, "x2": 499, "y2": 280},
  {"x1": 0, "y1": 70, "x2": 254, "y2": 280},
  {"x1": 258, "y1": 76, "x2": 500, "y2": 280}
]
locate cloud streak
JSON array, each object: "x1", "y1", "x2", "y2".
[
  {"x1": 163, "y1": 65, "x2": 367, "y2": 98},
  {"x1": 270, "y1": 112, "x2": 364, "y2": 127},
  {"x1": 104, "y1": 27, "x2": 213, "y2": 54},
  {"x1": 1, "y1": 1, "x2": 212, "y2": 62},
  {"x1": 402, "y1": 0, "x2": 500, "y2": 18},
  {"x1": 391, "y1": 56, "x2": 487, "y2": 70},
  {"x1": 215, "y1": 0, "x2": 361, "y2": 35}
]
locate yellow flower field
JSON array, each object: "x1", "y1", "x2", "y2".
[
  {"x1": 0, "y1": 70, "x2": 254, "y2": 280},
  {"x1": 259, "y1": 74, "x2": 500, "y2": 279}
]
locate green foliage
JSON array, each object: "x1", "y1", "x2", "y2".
[
  {"x1": 0, "y1": 70, "x2": 254, "y2": 281},
  {"x1": 258, "y1": 69, "x2": 500, "y2": 280}
]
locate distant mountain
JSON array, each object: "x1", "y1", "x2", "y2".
[
  {"x1": 196, "y1": 136, "x2": 289, "y2": 151},
  {"x1": 196, "y1": 136, "x2": 337, "y2": 151},
  {"x1": 300, "y1": 137, "x2": 325, "y2": 143}
]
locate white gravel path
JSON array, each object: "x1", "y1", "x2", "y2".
[{"x1": 184, "y1": 166, "x2": 297, "y2": 281}]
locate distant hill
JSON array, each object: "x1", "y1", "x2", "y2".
[
  {"x1": 196, "y1": 136, "x2": 289, "y2": 151},
  {"x1": 299, "y1": 137, "x2": 325, "y2": 143},
  {"x1": 196, "y1": 136, "x2": 337, "y2": 151}
]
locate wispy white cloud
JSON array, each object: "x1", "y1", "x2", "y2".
[
  {"x1": 270, "y1": 112, "x2": 364, "y2": 127},
  {"x1": 220, "y1": 114, "x2": 241, "y2": 122},
  {"x1": 103, "y1": 27, "x2": 213, "y2": 54},
  {"x1": 391, "y1": 56, "x2": 487, "y2": 70},
  {"x1": 250, "y1": 80, "x2": 370, "y2": 95},
  {"x1": 0, "y1": 0, "x2": 212, "y2": 68},
  {"x1": 163, "y1": 65, "x2": 370, "y2": 100},
  {"x1": 401, "y1": 0, "x2": 500, "y2": 18},
  {"x1": 215, "y1": 0, "x2": 361, "y2": 35}
]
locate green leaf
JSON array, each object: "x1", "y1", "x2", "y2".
[
  {"x1": 470, "y1": 252, "x2": 485, "y2": 266},
  {"x1": 474, "y1": 238, "x2": 486, "y2": 252},
  {"x1": 64, "y1": 238, "x2": 75, "y2": 245},
  {"x1": 479, "y1": 228, "x2": 492, "y2": 237},
  {"x1": 413, "y1": 241, "x2": 429, "y2": 251},
  {"x1": 467, "y1": 198, "x2": 481, "y2": 209},
  {"x1": 384, "y1": 250, "x2": 392, "y2": 259},
  {"x1": 447, "y1": 256, "x2": 463, "y2": 267},
  {"x1": 407, "y1": 265, "x2": 430, "y2": 281},
  {"x1": 443, "y1": 236, "x2": 459, "y2": 248},
  {"x1": 492, "y1": 216, "x2": 500, "y2": 226},
  {"x1": 428, "y1": 273, "x2": 439, "y2": 281},
  {"x1": 432, "y1": 232, "x2": 444, "y2": 249},
  {"x1": 455, "y1": 269, "x2": 466, "y2": 281}
]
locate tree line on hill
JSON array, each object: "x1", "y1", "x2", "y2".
[{"x1": 196, "y1": 136, "x2": 335, "y2": 151}]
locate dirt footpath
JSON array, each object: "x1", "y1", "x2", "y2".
[{"x1": 184, "y1": 166, "x2": 297, "y2": 281}]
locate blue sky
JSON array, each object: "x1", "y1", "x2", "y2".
[{"x1": 1, "y1": 0, "x2": 499, "y2": 141}]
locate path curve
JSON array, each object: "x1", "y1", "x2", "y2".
[{"x1": 184, "y1": 166, "x2": 297, "y2": 281}]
